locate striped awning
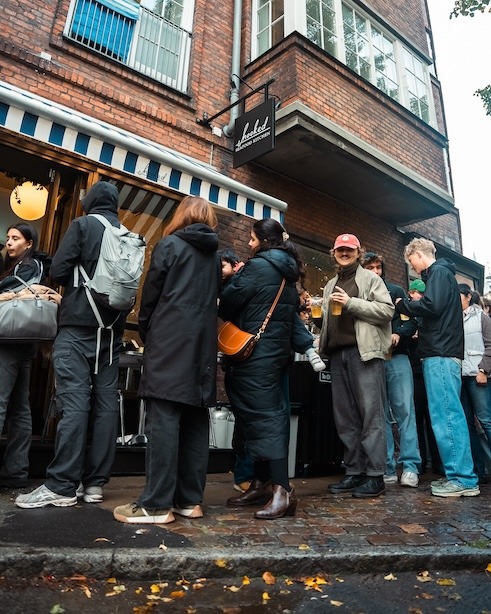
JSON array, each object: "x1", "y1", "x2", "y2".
[{"x1": 0, "y1": 80, "x2": 286, "y2": 221}]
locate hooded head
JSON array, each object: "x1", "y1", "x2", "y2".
[{"x1": 81, "y1": 181, "x2": 119, "y2": 215}]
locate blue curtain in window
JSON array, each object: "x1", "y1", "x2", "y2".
[{"x1": 71, "y1": 0, "x2": 139, "y2": 62}]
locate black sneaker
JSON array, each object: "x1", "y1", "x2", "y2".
[
  {"x1": 328, "y1": 475, "x2": 366, "y2": 493},
  {"x1": 352, "y1": 476, "x2": 385, "y2": 498}
]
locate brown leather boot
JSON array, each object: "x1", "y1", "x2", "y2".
[
  {"x1": 254, "y1": 483, "x2": 297, "y2": 519},
  {"x1": 227, "y1": 479, "x2": 272, "y2": 507}
]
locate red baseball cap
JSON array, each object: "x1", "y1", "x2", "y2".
[{"x1": 333, "y1": 233, "x2": 361, "y2": 250}]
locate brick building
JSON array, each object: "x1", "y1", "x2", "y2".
[{"x1": 0, "y1": 0, "x2": 483, "y2": 432}]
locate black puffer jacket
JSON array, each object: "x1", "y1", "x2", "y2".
[
  {"x1": 50, "y1": 182, "x2": 126, "y2": 331},
  {"x1": 218, "y1": 248, "x2": 300, "y2": 460},
  {"x1": 396, "y1": 258, "x2": 463, "y2": 359},
  {"x1": 0, "y1": 251, "x2": 51, "y2": 292},
  {"x1": 138, "y1": 223, "x2": 221, "y2": 407}
]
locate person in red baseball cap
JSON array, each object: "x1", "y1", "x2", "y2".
[{"x1": 316, "y1": 233, "x2": 394, "y2": 498}]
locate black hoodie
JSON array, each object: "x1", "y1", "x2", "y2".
[
  {"x1": 50, "y1": 182, "x2": 126, "y2": 330},
  {"x1": 396, "y1": 258, "x2": 463, "y2": 359}
]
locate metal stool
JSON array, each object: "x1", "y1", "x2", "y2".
[{"x1": 118, "y1": 351, "x2": 147, "y2": 446}]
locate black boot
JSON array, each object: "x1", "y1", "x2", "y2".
[
  {"x1": 254, "y1": 484, "x2": 297, "y2": 520},
  {"x1": 227, "y1": 479, "x2": 272, "y2": 506},
  {"x1": 352, "y1": 476, "x2": 385, "y2": 498},
  {"x1": 328, "y1": 474, "x2": 366, "y2": 493}
]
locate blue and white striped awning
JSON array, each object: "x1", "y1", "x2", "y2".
[{"x1": 0, "y1": 80, "x2": 286, "y2": 221}]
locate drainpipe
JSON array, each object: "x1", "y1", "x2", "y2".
[{"x1": 222, "y1": 0, "x2": 243, "y2": 137}]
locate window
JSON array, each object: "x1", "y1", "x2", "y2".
[
  {"x1": 403, "y1": 49, "x2": 430, "y2": 123},
  {"x1": 65, "y1": 0, "x2": 193, "y2": 92},
  {"x1": 256, "y1": 0, "x2": 285, "y2": 56},
  {"x1": 252, "y1": 0, "x2": 433, "y2": 124},
  {"x1": 306, "y1": 0, "x2": 337, "y2": 56}
]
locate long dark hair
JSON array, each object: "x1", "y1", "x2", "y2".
[
  {"x1": 252, "y1": 218, "x2": 305, "y2": 284},
  {"x1": 0, "y1": 223, "x2": 39, "y2": 279}
]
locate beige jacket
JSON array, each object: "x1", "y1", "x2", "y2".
[{"x1": 319, "y1": 265, "x2": 394, "y2": 361}]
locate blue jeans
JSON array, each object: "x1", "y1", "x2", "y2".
[
  {"x1": 461, "y1": 376, "x2": 491, "y2": 479},
  {"x1": 422, "y1": 357, "x2": 477, "y2": 487},
  {"x1": 385, "y1": 354, "x2": 421, "y2": 474}
]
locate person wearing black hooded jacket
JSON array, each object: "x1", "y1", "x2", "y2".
[
  {"x1": 0, "y1": 223, "x2": 51, "y2": 489},
  {"x1": 114, "y1": 196, "x2": 221, "y2": 525},
  {"x1": 16, "y1": 181, "x2": 127, "y2": 509},
  {"x1": 220, "y1": 219, "x2": 304, "y2": 520},
  {"x1": 395, "y1": 238, "x2": 479, "y2": 498}
]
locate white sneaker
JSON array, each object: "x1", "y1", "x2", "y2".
[
  {"x1": 15, "y1": 484, "x2": 77, "y2": 509},
  {"x1": 400, "y1": 471, "x2": 419, "y2": 488},
  {"x1": 305, "y1": 348, "x2": 327, "y2": 372},
  {"x1": 383, "y1": 474, "x2": 398, "y2": 484},
  {"x1": 83, "y1": 486, "x2": 104, "y2": 503}
]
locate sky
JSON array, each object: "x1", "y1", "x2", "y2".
[{"x1": 426, "y1": 0, "x2": 491, "y2": 274}]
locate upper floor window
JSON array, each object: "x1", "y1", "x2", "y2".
[
  {"x1": 306, "y1": 0, "x2": 337, "y2": 56},
  {"x1": 64, "y1": 0, "x2": 193, "y2": 93},
  {"x1": 256, "y1": 0, "x2": 285, "y2": 56},
  {"x1": 252, "y1": 0, "x2": 433, "y2": 125}
]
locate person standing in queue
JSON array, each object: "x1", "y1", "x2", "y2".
[
  {"x1": 221, "y1": 219, "x2": 305, "y2": 519},
  {"x1": 114, "y1": 196, "x2": 221, "y2": 524},
  {"x1": 0, "y1": 224, "x2": 52, "y2": 490},
  {"x1": 395, "y1": 238, "x2": 479, "y2": 498},
  {"x1": 16, "y1": 182, "x2": 127, "y2": 509},
  {"x1": 320, "y1": 234, "x2": 394, "y2": 498}
]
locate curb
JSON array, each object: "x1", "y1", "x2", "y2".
[{"x1": 1, "y1": 546, "x2": 490, "y2": 579}]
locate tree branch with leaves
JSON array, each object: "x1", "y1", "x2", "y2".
[{"x1": 451, "y1": 1, "x2": 490, "y2": 114}]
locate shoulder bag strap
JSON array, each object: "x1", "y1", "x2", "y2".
[{"x1": 255, "y1": 278, "x2": 287, "y2": 340}]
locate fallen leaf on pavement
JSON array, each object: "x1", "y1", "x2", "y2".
[
  {"x1": 242, "y1": 576, "x2": 250, "y2": 585},
  {"x1": 262, "y1": 571, "x2": 276, "y2": 585},
  {"x1": 262, "y1": 591, "x2": 271, "y2": 602},
  {"x1": 486, "y1": 563, "x2": 491, "y2": 573},
  {"x1": 384, "y1": 573, "x2": 397, "y2": 581},
  {"x1": 94, "y1": 537, "x2": 111, "y2": 542},
  {"x1": 420, "y1": 592, "x2": 433, "y2": 600},
  {"x1": 298, "y1": 544, "x2": 310, "y2": 550},
  {"x1": 170, "y1": 590, "x2": 186, "y2": 598},
  {"x1": 416, "y1": 571, "x2": 432, "y2": 583},
  {"x1": 50, "y1": 606, "x2": 65, "y2": 614},
  {"x1": 330, "y1": 600, "x2": 343, "y2": 606},
  {"x1": 436, "y1": 578, "x2": 456, "y2": 586},
  {"x1": 224, "y1": 585, "x2": 241, "y2": 592},
  {"x1": 215, "y1": 559, "x2": 228, "y2": 568}
]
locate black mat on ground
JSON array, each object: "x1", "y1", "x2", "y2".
[{"x1": 0, "y1": 505, "x2": 192, "y2": 549}]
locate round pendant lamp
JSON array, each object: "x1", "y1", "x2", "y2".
[{"x1": 10, "y1": 181, "x2": 48, "y2": 221}]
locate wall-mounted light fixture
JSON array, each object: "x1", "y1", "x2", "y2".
[{"x1": 10, "y1": 181, "x2": 48, "y2": 220}]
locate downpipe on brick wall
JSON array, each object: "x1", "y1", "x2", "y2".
[{"x1": 222, "y1": 0, "x2": 243, "y2": 138}]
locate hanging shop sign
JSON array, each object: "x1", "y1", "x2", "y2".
[{"x1": 233, "y1": 98, "x2": 275, "y2": 168}]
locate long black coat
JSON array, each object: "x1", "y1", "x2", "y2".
[
  {"x1": 138, "y1": 223, "x2": 221, "y2": 406},
  {"x1": 218, "y1": 248, "x2": 300, "y2": 460}
]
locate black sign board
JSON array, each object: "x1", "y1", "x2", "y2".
[{"x1": 233, "y1": 98, "x2": 275, "y2": 168}]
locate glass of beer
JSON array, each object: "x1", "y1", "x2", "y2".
[
  {"x1": 310, "y1": 296, "x2": 323, "y2": 318},
  {"x1": 330, "y1": 299, "x2": 343, "y2": 316}
]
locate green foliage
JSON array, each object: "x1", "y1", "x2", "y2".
[
  {"x1": 451, "y1": 0, "x2": 490, "y2": 18},
  {"x1": 451, "y1": 2, "x2": 490, "y2": 116},
  {"x1": 475, "y1": 85, "x2": 491, "y2": 115}
]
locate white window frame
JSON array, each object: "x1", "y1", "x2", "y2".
[{"x1": 251, "y1": 0, "x2": 436, "y2": 126}]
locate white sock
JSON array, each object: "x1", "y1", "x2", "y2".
[{"x1": 305, "y1": 348, "x2": 326, "y2": 372}]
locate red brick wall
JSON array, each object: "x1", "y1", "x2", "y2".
[{"x1": 0, "y1": 0, "x2": 461, "y2": 279}]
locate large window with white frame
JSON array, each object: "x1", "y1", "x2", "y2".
[
  {"x1": 252, "y1": 0, "x2": 433, "y2": 124},
  {"x1": 64, "y1": 0, "x2": 194, "y2": 93}
]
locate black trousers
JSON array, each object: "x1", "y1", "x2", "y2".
[{"x1": 137, "y1": 398, "x2": 209, "y2": 510}]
